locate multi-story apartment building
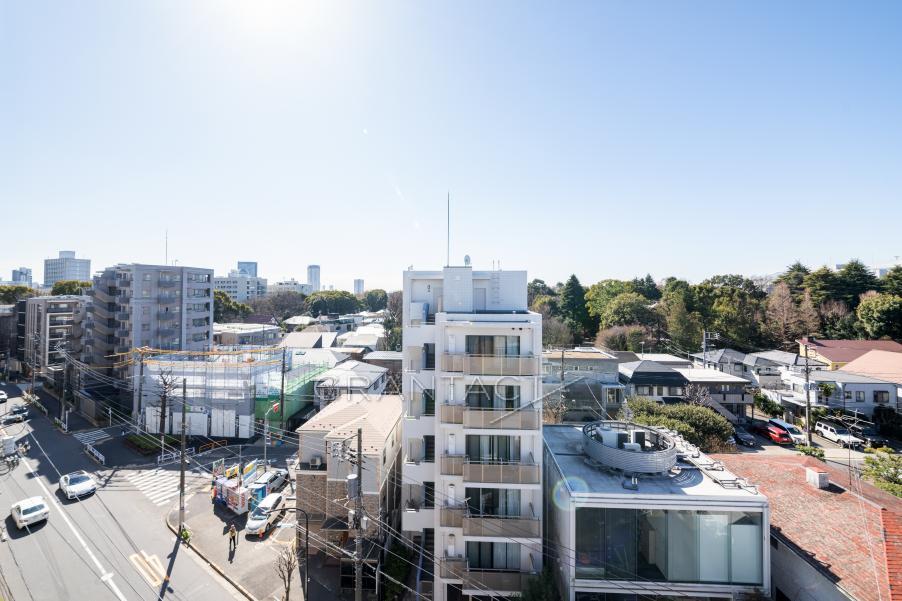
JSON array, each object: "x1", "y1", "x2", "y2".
[
  {"x1": 44, "y1": 251, "x2": 91, "y2": 287},
  {"x1": 213, "y1": 270, "x2": 268, "y2": 302},
  {"x1": 307, "y1": 264, "x2": 321, "y2": 292},
  {"x1": 213, "y1": 323, "x2": 281, "y2": 346},
  {"x1": 544, "y1": 422, "x2": 770, "y2": 601},
  {"x1": 354, "y1": 279, "x2": 365, "y2": 295},
  {"x1": 401, "y1": 265, "x2": 543, "y2": 601},
  {"x1": 12, "y1": 267, "x2": 32, "y2": 286},
  {"x1": 84, "y1": 264, "x2": 214, "y2": 379},
  {"x1": 268, "y1": 279, "x2": 313, "y2": 296},
  {"x1": 17, "y1": 295, "x2": 88, "y2": 387}
]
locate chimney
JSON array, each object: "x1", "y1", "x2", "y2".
[{"x1": 805, "y1": 466, "x2": 829, "y2": 490}]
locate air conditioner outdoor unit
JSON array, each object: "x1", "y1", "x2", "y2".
[{"x1": 310, "y1": 456, "x2": 322, "y2": 468}]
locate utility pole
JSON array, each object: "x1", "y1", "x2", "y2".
[
  {"x1": 136, "y1": 353, "x2": 144, "y2": 424},
  {"x1": 355, "y1": 427, "x2": 363, "y2": 601},
  {"x1": 702, "y1": 330, "x2": 719, "y2": 369},
  {"x1": 279, "y1": 347, "x2": 286, "y2": 433},
  {"x1": 559, "y1": 348, "x2": 565, "y2": 405},
  {"x1": 803, "y1": 342, "x2": 812, "y2": 445},
  {"x1": 61, "y1": 361, "x2": 69, "y2": 420},
  {"x1": 179, "y1": 378, "x2": 187, "y2": 531}
]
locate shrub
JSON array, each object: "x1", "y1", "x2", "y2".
[
  {"x1": 620, "y1": 397, "x2": 734, "y2": 451},
  {"x1": 753, "y1": 393, "x2": 782, "y2": 418},
  {"x1": 795, "y1": 445, "x2": 825, "y2": 460},
  {"x1": 862, "y1": 449, "x2": 902, "y2": 498}
]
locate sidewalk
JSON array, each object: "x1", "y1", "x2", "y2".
[{"x1": 167, "y1": 492, "x2": 308, "y2": 601}]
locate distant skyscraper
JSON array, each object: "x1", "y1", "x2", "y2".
[
  {"x1": 12, "y1": 267, "x2": 32, "y2": 286},
  {"x1": 354, "y1": 279, "x2": 364, "y2": 295},
  {"x1": 44, "y1": 251, "x2": 91, "y2": 287},
  {"x1": 307, "y1": 265, "x2": 320, "y2": 292},
  {"x1": 237, "y1": 261, "x2": 258, "y2": 278}
]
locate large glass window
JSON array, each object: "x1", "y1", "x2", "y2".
[
  {"x1": 466, "y1": 335, "x2": 520, "y2": 356},
  {"x1": 465, "y1": 542, "x2": 520, "y2": 570},
  {"x1": 466, "y1": 384, "x2": 520, "y2": 409},
  {"x1": 574, "y1": 508, "x2": 762, "y2": 585},
  {"x1": 465, "y1": 435, "x2": 521, "y2": 463},
  {"x1": 465, "y1": 487, "x2": 521, "y2": 517}
]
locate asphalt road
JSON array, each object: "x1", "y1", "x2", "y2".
[{"x1": 0, "y1": 384, "x2": 246, "y2": 601}]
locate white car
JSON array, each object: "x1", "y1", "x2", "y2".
[
  {"x1": 253, "y1": 469, "x2": 288, "y2": 494},
  {"x1": 816, "y1": 421, "x2": 863, "y2": 448},
  {"x1": 59, "y1": 470, "x2": 97, "y2": 500},
  {"x1": 245, "y1": 493, "x2": 284, "y2": 536},
  {"x1": 0, "y1": 391, "x2": 8, "y2": 402},
  {"x1": 11, "y1": 496, "x2": 50, "y2": 530}
]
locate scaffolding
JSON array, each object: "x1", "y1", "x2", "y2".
[{"x1": 133, "y1": 346, "x2": 329, "y2": 439}]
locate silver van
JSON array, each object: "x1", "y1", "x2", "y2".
[{"x1": 245, "y1": 493, "x2": 284, "y2": 536}]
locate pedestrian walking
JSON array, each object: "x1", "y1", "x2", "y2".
[
  {"x1": 228, "y1": 524, "x2": 238, "y2": 551},
  {"x1": 210, "y1": 485, "x2": 217, "y2": 504}
]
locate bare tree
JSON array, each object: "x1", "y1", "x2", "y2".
[
  {"x1": 685, "y1": 383, "x2": 712, "y2": 407},
  {"x1": 274, "y1": 545, "x2": 299, "y2": 601},
  {"x1": 543, "y1": 316, "x2": 574, "y2": 348},
  {"x1": 798, "y1": 290, "x2": 820, "y2": 335},
  {"x1": 156, "y1": 368, "x2": 179, "y2": 436},
  {"x1": 541, "y1": 387, "x2": 569, "y2": 424},
  {"x1": 765, "y1": 282, "x2": 801, "y2": 350}
]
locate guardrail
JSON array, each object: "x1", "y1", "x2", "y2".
[
  {"x1": 85, "y1": 444, "x2": 105, "y2": 466},
  {"x1": 198, "y1": 440, "x2": 227, "y2": 453},
  {"x1": 158, "y1": 447, "x2": 196, "y2": 465},
  {"x1": 53, "y1": 417, "x2": 68, "y2": 432}
]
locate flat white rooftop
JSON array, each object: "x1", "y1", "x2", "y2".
[{"x1": 544, "y1": 424, "x2": 766, "y2": 503}]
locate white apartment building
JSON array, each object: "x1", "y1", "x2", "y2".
[
  {"x1": 20, "y1": 295, "x2": 88, "y2": 385},
  {"x1": 401, "y1": 265, "x2": 543, "y2": 601},
  {"x1": 12, "y1": 267, "x2": 32, "y2": 286},
  {"x1": 44, "y1": 251, "x2": 91, "y2": 287},
  {"x1": 354, "y1": 279, "x2": 365, "y2": 295},
  {"x1": 268, "y1": 279, "x2": 313, "y2": 296},
  {"x1": 307, "y1": 264, "x2": 321, "y2": 292},
  {"x1": 213, "y1": 270, "x2": 268, "y2": 302}
]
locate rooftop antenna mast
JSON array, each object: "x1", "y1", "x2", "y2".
[
  {"x1": 446, "y1": 191, "x2": 450, "y2": 267},
  {"x1": 165, "y1": 229, "x2": 168, "y2": 265}
]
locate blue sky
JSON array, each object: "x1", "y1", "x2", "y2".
[{"x1": 2, "y1": 1, "x2": 900, "y2": 291}]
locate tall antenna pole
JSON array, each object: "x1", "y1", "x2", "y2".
[
  {"x1": 446, "y1": 191, "x2": 450, "y2": 267},
  {"x1": 165, "y1": 229, "x2": 168, "y2": 265}
]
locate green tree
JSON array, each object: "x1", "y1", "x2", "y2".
[
  {"x1": 620, "y1": 397, "x2": 734, "y2": 450},
  {"x1": 382, "y1": 291, "x2": 403, "y2": 352},
  {"x1": 803, "y1": 266, "x2": 841, "y2": 307},
  {"x1": 249, "y1": 291, "x2": 306, "y2": 322},
  {"x1": 817, "y1": 382, "x2": 836, "y2": 403},
  {"x1": 862, "y1": 449, "x2": 902, "y2": 497},
  {"x1": 819, "y1": 299, "x2": 858, "y2": 338},
  {"x1": 559, "y1": 275, "x2": 594, "y2": 341},
  {"x1": 527, "y1": 279, "x2": 555, "y2": 306},
  {"x1": 836, "y1": 259, "x2": 882, "y2": 309},
  {"x1": 630, "y1": 274, "x2": 661, "y2": 300},
  {"x1": 585, "y1": 279, "x2": 631, "y2": 318},
  {"x1": 661, "y1": 293, "x2": 702, "y2": 352},
  {"x1": 775, "y1": 261, "x2": 811, "y2": 299},
  {"x1": 856, "y1": 293, "x2": 902, "y2": 339},
  {"x1": 50, "y1": 280, "x2": 93, "y2": 296},
  {"x1": 596, "y1": 325, "x2": 649, "y2": 352},
  {"x1": 213, "y1": 290, "x2": 252, "y2": 322},
  {"x1": 0, "y1": 285, "x2": 37, "y2": 304},
  {"x1": 599, "y1": 292, "x2": 655, "y2": 329},
  {"x1": 882, "y1": 265, "x2": 902, "y2": 297},
  {"x1": 363, "y1": 289, "x2": 388, "y2": 311},
  {"x1": 304, "y1": 290, "x2": 361, "y2": 317},
  {"x1": 530, "y1": 294, "x2": 560, "y2": 317},
  {"x1": 520, "y1": 567, "x2": 560, "y2": 601},
  {"x1": 798, "y1": 290, "x2": 821, "y2": 335}
]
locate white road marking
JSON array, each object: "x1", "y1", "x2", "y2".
[{"x1": 26, "y1": 433, "x2": 129, "y2": 601}]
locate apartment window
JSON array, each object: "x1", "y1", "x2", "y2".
[
  {"x1": 465, "y1": 435, "x2": 520, "y2": 463},
  {"x1": 465, "y1": 335, "x2": 520, "y2": 356},
  {"x1": 422, "y1": 389, "x2": 435, "y2": 416},
  {"x1": 423, "y1": 435, "x2": 435, "y2": 462},
  {"x1": 424, "y1": 344, "x2": 435, "y2": 370},
  {"x1": 874, "y1": 391, "x2": 890, "y2": 403},
  {"x1": 142, "y1": 290, "x2": 150, "y2": 297},
  {"x1": 423, "y1": 482, "x2": 435, "y2": 508},
  {"x1": 574, "y1": 507, "x2": 763, "y2": 585},
  {"x1": 465, "y1": 487, "x2": 521, "y2": 517},
  {"x1": 669, "y1": 386, "x2": 685, "y2": 396},
  {"x1": 466, "y1": 542, "x2": 520, "y2": 571},
  {"x1": 141, "y1": 323, "x2": 150, "y2": 332},
  {"x1": 143, "y1": 273, "x2": 151, "y2": 281},
  {"x1": 856, "y1": 391, "x2": 865, "y2": 402},
  {"x1": 844, "y1": 390, "x2": 852, "y2": 401},
  {"x1": 636, "y1": 386, "x2": 651, "y2": 396}
]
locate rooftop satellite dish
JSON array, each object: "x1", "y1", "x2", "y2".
[{"x1": 464, "y1": 255, "x2": 471, "y2": 267}]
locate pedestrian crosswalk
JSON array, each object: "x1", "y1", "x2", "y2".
[
  {"x1": 123, "y1": 467, "x2": 211, "y2": 506},
  {"x1": 73, "y1": 429, "x2": 111, "y2": 446}
]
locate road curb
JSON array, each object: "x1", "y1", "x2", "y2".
[{"x1": 164, "y1": 512, "x2": 258, "y2": 601}]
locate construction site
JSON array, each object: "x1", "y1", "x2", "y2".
[{"x1": 128, "y1": 346, "x2": 330, "y2": 439}]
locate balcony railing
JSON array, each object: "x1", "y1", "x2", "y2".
[
  {"x1": 440, "y1": 505, "x2": 464, "y2": 528},
  {"x1": 462, "y1": 513, "x2": 540, "y2": 538},
  {"x1": 463, "y1": 455, "x2": 539, "y2": 485},
  {"x1": 463, "y1": 569, "x2": 533, "y2": 592},
  {"x1": 440, "y1": 557, "x2": 466, "y2": 579},
  {"x1": 463, "y1": 407, "x2": 539, "y2": 430},
  {"x1": 158, "y1": 279, "x2": 177, "y2": 288},
  {"x1": 440, "y1": 454, "x2": 465, "y2": 476},
  {"x1": 116, "y1": 311, "x2": 130, "y2": 322},
  {"x1": 440, "y1": 404, "x2": 463, "y2": 424},
  {"x1": 441, "y1": 354, "x2": 540, "y2": 376},
  {"x1": 158, "y1": 311, "x2": 177, "y2": 320}
]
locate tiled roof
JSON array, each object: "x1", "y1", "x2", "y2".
[
  {"x1": 800, "y1": 338, "x2": 902, "y2": 363},
  {"x1": 298, "y1": 393, "x2": 401, "y2": 453},
  {"x1": 842, "y1": 350, "x2": 902, "y2": 385},
  {"x1": 715, "y1": 453, "x2": 901, "y2": 601}
]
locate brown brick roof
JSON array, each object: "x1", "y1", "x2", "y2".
[{"x1": 713, "y1": 453, "x2": 900, "y2": 601}]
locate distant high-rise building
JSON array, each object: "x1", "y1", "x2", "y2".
[
  {"x1": 236, "y1": 261, "x2": 258, "y2": 278},
  {"x1": 214, "y1": 270, "x2": 268, "y2": 302},
  {"x1": 307, "y1": 265, "x2": 321, "y2": 292},
  {"x1": 44, "y1": 251, "x2": 91, "y2": 287},
  {"x1": 354, "y1": 279, "x2": 364, "y2": 295},
  {"x1": 12, "y1": 267, "x2": 32, "y2": 286}
]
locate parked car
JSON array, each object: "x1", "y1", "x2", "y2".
[
  {"x1": 11, "y1": 496, "x2": 49, "y2": 530},
  {"x1": 245, "y1": 493, "x2": 284, "y2": 536},
  {"x1": 815, "y1": 421, "x2": 863, "y2": 448},
  {"x1": 768, "y1": 418, "x2": 806, "y2": 445},
  {"x1": 0, "y1": 391, "x2": 8, "y2": 402},
  {"x1": 59, "y1": 470, "x2": 98, "y2": 500},
  {"x1": 732, "y1": 426, "x2": 758, "y2": 447},
  {"x1": 9, "y1": 405, "x2": 28, "y2": 417},
  {"x1": 849, "y1": 424, "x2": 889, "y2": 448},
  {"x1": 760, "y1": 424, "x2": 793, "y2": 445},
  {"x1": 2, "y1": 413, "x2": 26, "y2": 424},
  {"x1": 252, "y1": 469, "x2": 288, "y2": 494}
]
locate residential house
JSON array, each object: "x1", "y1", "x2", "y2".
[
  {"x1": 630, "y1": 352, "x2": 692, "y2": 368},
  {"x1": 714, "y1": 453, "x2": 898, "y2": 601},
  {"x1": 313, "y1": 360, "x2": 388, "y2": 407},
  {"x1": 762, "y1": 369, "x2": 898, "y2": 419},
  {"x1": 690, "y1": 348, "x2": 748, "y2": 377},
  {"x1": 545, "y1": 422, "x2": 770, "y2": 601},
  {"x1": 672, "y1": 367, "x2": 754, "y2": 423},
  {"x1": 542, "y1": 347, "x2": 624, "y2": 421},
  {"x1": 618, "y1": 360, "x2": 688, "y2": 401},
  {"x1": 841, "y1": 350, "x2": 902, "y2": 412},
  {"x1": 798, "y1": 337, "x2": 902, "y2": 370},
  {"x1": 280, "y1": 330, "x2": 340, "y2": 350},
  {"x1": 213, "y1": 323, "x2": 281, "y2": 346}
]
